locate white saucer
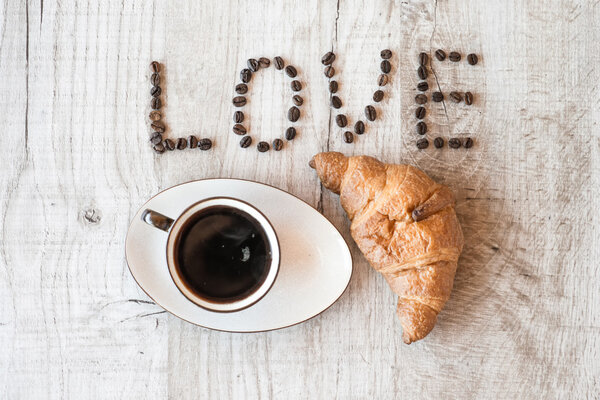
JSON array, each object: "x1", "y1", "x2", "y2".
[{"x1": 125, "y1": 178, "x2": 353, "y2": 332}]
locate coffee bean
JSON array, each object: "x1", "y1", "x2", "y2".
[
  {"x1": 415, "y1": 106, "x2": 426, "y2": 119},
  {"x1": 188, "y1": 135, "x2": 198, "y2": 149},
  {"x1": 464, "y1": 137, "x2": 474, "y2": 148},
  {"x1": 176, "y1": 137, "x2": 187, "y2": 150},
  {"x1": 151, "y1": 97, "x2": 161, "y2": 110},
  {"x1": 272, "y1": 138, "x2": 283, "y2": 151},
  {"x1": 274, "y1": 56, "x2": 284, "y2": 70},
  {"x1": 321, "y1": 51, "x2": 336, "y2": 65},
  {"x1": 151, "y1": 121, "x2": 165, "y2": 133},
  {"x1": 247, "y1": 58, "x2": 259, "y2": 72},
  {"x1": 291, "y1": 80, "x2": 302, "y2": 91},
  {"x1": 373, "y1": 90, "x2": 384, "y2": 102},
  {"x1": 285, "y1": 65, "x2": 298, "y2": 78},
  {"x1": 434, "y1": 137, "x2": 444, "y2": 148},
  {"x1": 324, "y1": 66, "x2": 335, "y2": 78},
  {"x1": 240, "y1": 69, "x2": 252, "y2": 83},
  {"x1": 415, "y1": 94, "x2": 428, "y2": 105},
  {"x1": 432, "y1": 91, "x2": 444, "y2": 102},
  {"x1": 329, "y1": 80, "x2": 338, "y2": 93},
  {"x1": 240, "y1": 136, "x2": 252, "y2": 148},
  {"x1": 293, "y1": 95, "x2": 304, "y2": 106},
  {"x1": 416, "y1": 121, "x2": 427, "y2": 135},
  {"x1": 234, "y1": 111, "x2": 244, "y2": 123},
  {"x1": 417, "y1": 65, "x2": 428, "y2": 80},
  {"x1": 153, "y1": 143, "x2": 165, "y2": 153},
  {"x1": 150, "y1": 61, "x2": 160, "y2": 73},
  {"x1": 449, "y1": 91, "x2": 462, "y2": 103},
  {"x1": 448, "y1": 138, "x2": 462, "y2": 148},
  {"x1": 435, "y1": 49, "x2": 446, "y2": 61},
  {"x1": 417, "y1": 81, "x2": 429, "y2": 92},
  {"x1": 465, "y1": 91, "x2": 473, "y2": 105},
  {"x1": 336, "y1": 114, "x2": 348, "y2": 127},
  {"x1": 449, "y1": 51, "x2": 461, "y2": 62},
  {"x1": 288, "y1": 106, "x2": 300, "y2": 122},
  {"x1": 365, "y1": 105, "x2": 377, "y2": 121},
  {"x1": 378, "y1": 74, "x2": 389, "y2": 86},
  {"x1": 331, "y1": 96, "x2": 342, "y2": 109},
  {"x1": 257, "y1": 141, "x2": 270, "y2": 152},
  {"x1": 259, "y1": 57, "x2": 270, "y2": 68},
  {"x1": 354, "y1": 120, "x2": 365, "y2": 135},
  {"x1": 233, "y1": 96, "x2": 247, "y2": 107},
  {"x1": 150, "y1": 132, "x2": 163, "y2": 145},
  {"x1": 149, "y1": 111, "x2": 161, "y2": 121},
  {"x1": 150, "y1": 86, "x2": 162, "y2": 97},
  {"x1": 343, "y1": 131, "x2": 354, "y2": 143},
  {"x1": 381, "y1": 49, "x2": 392, "y2": 59},
  {"x1": 150, "y1": 73, "x2": 160, "y2": 86},
  {"x1": 285, "y1": 127, "x2": 296, "y2": 140},
  {"x1": 416, "y1": 138, "x2": 429, "y2": 149},
  {"x1": 233, "y1": 124, "x2": 247, "y2": 135},
  {"x1": 235, "y1": 83, "x2": 248, "y2": 94},
  {"x1": 381, "y1": 60, "x2": 391, "y2": 73},
  {"x1": 199, "y1": 138, "x2": 212, "y2": 150},
  {"x1": 467, "y1": 53, "x2": 478, "y2": 65},
  {"x1": 163, "y1": 138, "x2": 175, "y2": 151},
  {"x1": 419, "y1": 52, "x2": 429, "y2": 66}
]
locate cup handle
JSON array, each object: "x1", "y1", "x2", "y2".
[{"x1": 141, "y1": 209, "x2": 174, "y2": 232}]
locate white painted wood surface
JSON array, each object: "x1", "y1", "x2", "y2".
[{"x1": 1, "y1": 0, "x2": 599, "y2": 398}]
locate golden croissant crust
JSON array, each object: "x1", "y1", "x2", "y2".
[{"x1": 310, "y1": 152, "x2": 464, "y2": 343}]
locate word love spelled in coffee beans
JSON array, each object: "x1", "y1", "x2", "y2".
[
  {"x1": 147, "y1": 61, "x2": 212, "y2": 154},
  {"x1": 146, "y1": 48, "x2": 480, "y2": 156}
]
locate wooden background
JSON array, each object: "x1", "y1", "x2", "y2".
[{"x1": 1, "y1": 0, "x2": 599, "y2": 398}]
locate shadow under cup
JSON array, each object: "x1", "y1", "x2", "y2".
[{"x1": 165, "y1": 198, "x2": 280, "y2": 312}]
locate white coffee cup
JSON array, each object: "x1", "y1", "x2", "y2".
[{"x1": 142, "y1": 197, "x2": 280, "y2": 312}]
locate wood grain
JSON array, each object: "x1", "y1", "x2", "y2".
[{"x1": 1, "y1": 0, "x2": 599, "y2": 398}]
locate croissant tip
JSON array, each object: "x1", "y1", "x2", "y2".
[
  {"x1": 308, "y1": 158, "x2": 316, "y2": 169},
  {"x1": 411, "y1": 209, "x2": 423, "y2": 222}
]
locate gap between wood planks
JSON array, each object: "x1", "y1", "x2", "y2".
[
  {"x1": 428, "y1": 0, "x2": 450, "y2": 124},
  {"x1": 318, "y1": 0, "x2": 341, "y2": 214}
]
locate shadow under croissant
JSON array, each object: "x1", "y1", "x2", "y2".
[
  {"x1": 309, "y1": 151, "x2": 534, "y2": 350},
  {"x1": 422, "y1": 171, "x2": 525, "y2": 352}
]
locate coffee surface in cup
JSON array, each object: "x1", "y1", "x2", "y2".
[{"x1": 175, "y1": 206, "x2": 271, "y2": 302}]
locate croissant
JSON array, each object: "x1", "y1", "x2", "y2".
[{"x1": 310, "y1": 152, "x2": 464, "y2": 343}]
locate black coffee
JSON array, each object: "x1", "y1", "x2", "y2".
[{"x1": 175, "y1": 206, "x2": 271, "y2": 302}]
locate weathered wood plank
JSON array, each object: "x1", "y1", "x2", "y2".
[
  {"x1": 2, "y1": 1, "x2": 169, "y2": 398},
  {"x1": 0, "y1": 0, "x2": 598, "y2": 398},
  {"x1": 0, "y1": 0, "x2": 28, "y2": 395}
]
